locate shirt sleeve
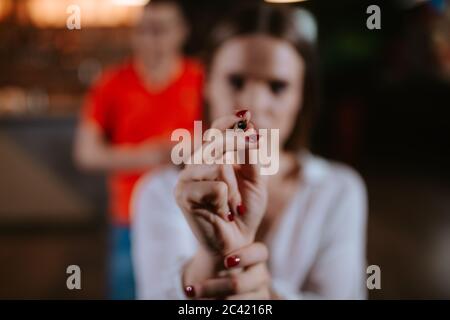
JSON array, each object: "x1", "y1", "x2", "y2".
[
  {"x1": 273, "y1": 168, "x2": 368, "y2": 300},
  {"x1": 80, "y1": 72, "x2": 115, "y2": 134},
  {"x1": 131, "y1": 172, "x2": 197, "y2": 300}
]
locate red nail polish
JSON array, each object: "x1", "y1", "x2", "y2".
[
  {"x1": 227, "y1": 212, "x2": 234, "y2": 222},
  {"x1": 236, "y1": 110, "x2": 248, "y2": 118},
  {"x1": 237, "y1": 204, "x2": 246, "y2": 216},
  {"x1": 226, "y1": 255, "x2": 241, "y2": 268},
  {"x1": 184, "y1": 285, "x2": 195, "y2": 298},
  {"x1": 247, "y1": 134, "x2": 258, "y2": 143}
]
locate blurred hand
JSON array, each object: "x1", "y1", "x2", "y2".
[
  {"x1": 74, "y1": 121, "x2": 175, "y2": 172},
  {"x1": 175, "y1": 111, "x2": 268, "y2": 255},
  {"x1": 136, "y1": 137, "x2": 174, "y2": 167},
  {"x1": 188, "y1": 242, "x2": 272, "y2": 300}
]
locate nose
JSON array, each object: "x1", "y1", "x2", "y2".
[{"x1": 236, "y1": 81, "x2": 272, "y2": 116}]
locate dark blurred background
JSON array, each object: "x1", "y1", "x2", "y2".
[{"x1": 0, "y1": 0, "x2": 449, "y2": 299}]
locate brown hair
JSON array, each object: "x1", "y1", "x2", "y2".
[
  {"x1": 203, "y1": 3, "x2": 319, "y2": 152},
  {"x1": 144, "y1": 0, "x2": 181, "y2": 9},
  {"x1": 143, "y1": 0, "x2": 186, "y2": 22}
]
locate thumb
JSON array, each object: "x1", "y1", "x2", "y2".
[{"x1": 234, "y1": 132, "x2": 262, "y2": 183}]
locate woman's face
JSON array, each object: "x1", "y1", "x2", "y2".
[{"x1": 207, "y1": 35, "x2": 305, "y2": 146}]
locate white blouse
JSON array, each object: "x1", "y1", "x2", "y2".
[{"x1": 131, "y1": 152, "x2": 368, "y2": 300}]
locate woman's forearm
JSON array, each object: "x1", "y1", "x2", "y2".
[{"x1": 182, "y1": 247, "x2": 224, "y2": 288}]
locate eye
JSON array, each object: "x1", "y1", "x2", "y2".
[
  {"x1": 228, "y1": 74, "x2": 245, "y2": 91},
  {"x1": 269, "y1": 80, "x2": 288, "y2": 95}
]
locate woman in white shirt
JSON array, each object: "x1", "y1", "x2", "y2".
[{"x1": 132, "y1": 4, "x2": 368, "y2": 300}]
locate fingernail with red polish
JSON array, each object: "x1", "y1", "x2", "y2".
[
  {"x1": 227, "y1": 212, "x2": 234, "y2": 222},
  {"x1": 236, "y1": 110, "x2": 248, "y2": 118},
  {"x1": 184, "y1": 285, "x2": 195, "y2": 298},
  {"x1": 246, "y1": 134, "x2": 259, "y2": 143},
  {"x1": 226, "y1": 255, "x2": 241, "y2": 268},
  {"x1": 237, "y1": 204, "x2": 246, "y2": 216}
]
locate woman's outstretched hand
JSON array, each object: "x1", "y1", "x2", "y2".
[
  {"x1": 174, "y1": 111, "x2": 268, "y2": 255},
  {"x1": 186, "y1": 242, "x2": 273, "y2": 300}
]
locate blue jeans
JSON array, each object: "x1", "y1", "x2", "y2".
[{"x1": 108, "y1": 225, "x2": 135, "y2": 300}]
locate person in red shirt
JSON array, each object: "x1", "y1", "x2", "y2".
[{"x1": 74, "y1": 0, "x2": 203, "y2": 299}]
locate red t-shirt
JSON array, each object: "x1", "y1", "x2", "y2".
[{"x1": 82, "y1": 58, "x2": 203, "y2": 225}]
